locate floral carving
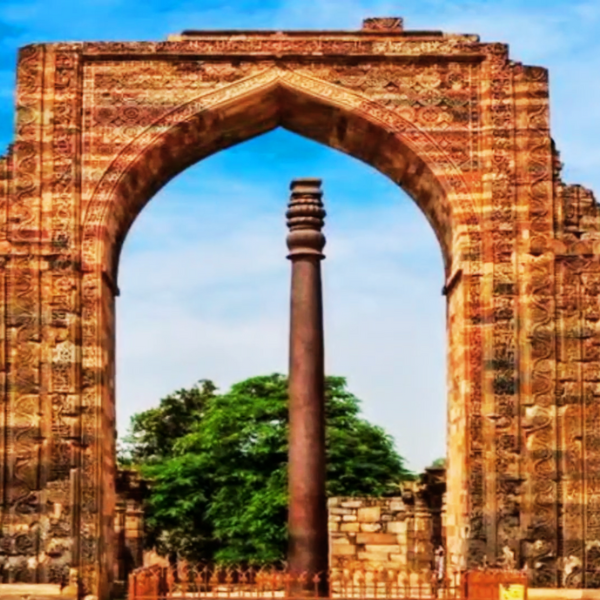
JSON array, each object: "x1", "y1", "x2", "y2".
[{"x1": 0, "y1": 23, "x2": 598, "y2": 596}]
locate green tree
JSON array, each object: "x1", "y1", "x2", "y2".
[
  {"x1": 120, "y1": 379, "x2": 217, "y2": 464},
  {"x1": 129, "y1": 374, "x2": 412, "y2": 564}
]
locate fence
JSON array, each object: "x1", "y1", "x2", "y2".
[{"x1": 128, "y1": 563, "x2": 527, "y2": 600}]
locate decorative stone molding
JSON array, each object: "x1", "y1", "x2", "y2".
[{"x1": 0, "y1": 17, "x2": 598, "y2": 597}]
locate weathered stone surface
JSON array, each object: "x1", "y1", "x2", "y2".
[
  {"x1": 0, "y1": 584, "x2": 73, "y2": 600},
  {"x1": 330, "y1": 508, "x2": 352, "y2": 516},
  {"x1": 357, "y1": 534, "x2": 398, "y2": 545},
  {"x1": 387, "y1": 522, "x2": 408, "y2": 535},
  {"x1": 358, "y1": 551, "x2": 397, "y2": 563},
  {"x1": 0, "y1": 16, "x2": 598, "y2": 598},
  {"x1": 331, "y1": 545, "x2": 356, "y2": 556},
  {"x1": 113, "y1": 469, "x2": 146, "y2": 596},
  {"x1": 363, "y1": 543, "x2": 402, "y2": 553},
  {"x1": 360, "y1": 523, "x2": 382, "y2": 533},
  {"x1": 340, "y1": 501, "x2": 364, "y2": 509},
  {"x1": 329, "y1": 492, "x2": 440, "y2": 573},
  {"x1": 357, "y1": 507, "x2": 381, "y2": 523}
]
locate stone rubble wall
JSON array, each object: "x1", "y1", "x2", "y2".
[
  {"x1": 328, "y1": 497, "x2": 438, "y2": 572},
  {"x1": 113, "y1": 470, "x2": 146, "y2": 595}
]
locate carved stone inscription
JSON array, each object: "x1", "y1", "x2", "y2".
[{"x1": 0, "y1": 22, "x2": 598, "y2": 597}]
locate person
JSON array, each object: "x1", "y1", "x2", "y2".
[{"x1": 432, "y1": 546, "x2": 445, "y2": 597}]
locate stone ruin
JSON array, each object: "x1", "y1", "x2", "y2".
[
  {"x1": 1, "y1": 16, "x2": 600, "y2": 595},
  {"x1": 329, "y1": 467, "x2": 446, "y2": 573}
]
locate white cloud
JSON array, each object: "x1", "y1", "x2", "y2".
[{"x1": 117, "y1": 138, "x2": 446, "y2": 472}]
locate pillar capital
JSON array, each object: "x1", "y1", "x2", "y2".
[{"x1": 286, "y1": 178, "x2": 326, "y2": 259}]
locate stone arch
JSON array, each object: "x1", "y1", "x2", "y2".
[
  {"x1": 75, "y1": 65, "x2": 481, "y2": 596},
  {"x1": 10, "y1": 23, "x2": 600, "y2": 597},
  {"x1": 82, "y1": 67, "x2": 480, "y2": 282}
]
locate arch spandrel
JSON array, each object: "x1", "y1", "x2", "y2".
[{"x1": 82, "y1": 67, "x2": 481, "y2": 282}]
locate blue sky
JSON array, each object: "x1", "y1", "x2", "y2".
[{"x1": 0, "y1": 0, "x2": 599, "y2": 471}]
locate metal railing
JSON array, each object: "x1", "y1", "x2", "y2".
[{"x1": 128, "y1": 563, "x2": 527, "y2": 600}]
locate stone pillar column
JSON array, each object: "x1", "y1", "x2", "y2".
[
  {"x1": 114, "y1": 501, "x2": 127, "y2": 584},
  {"x1": 414, "y1": 494, "x2": 433, "y2": 573},
  {"x1": 286, "y1": 178, "x2": 328, "y2": 595},
  {"x1": 126, "y1": 504, "x2": 145, "y2": 569}
]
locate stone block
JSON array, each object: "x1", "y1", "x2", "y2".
[
  {"x1": 390, "y1": 553, "x2": 408, "y2": 565},
  {"x1": 332, "y1": 544, "x2": 357, "y2": 556},
  {"x1": 330, "y1": 507, "x2": 352, "y2": 515},
  {"x1": 342, "y1": 514, "x2": 357, "y2": 522},
  {"x1": 357, "y1": 551, "x2": 392, "y2": 563},
  {"x1": 341, "y1": 500, "x2": 364, "y2": 508},
  {"x1": 364, "y1": 544, "x2": 402, "y2": 554},
  {"x1": 357, "y1": 533, "x2": 398, "y2": 545},
  {"x1": 360, "y1": 522, "x2": 382, "y2": 533},
  {"x1": 357, "y1": 506, "x2": 381, "y2": 522},
  {"x1": 340, "y1": 522, "x2": 360, "y2": 532},
  {"x1": 386, "y1": 521, "x2": 407, "y2": 534}
]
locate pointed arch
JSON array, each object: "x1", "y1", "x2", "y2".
[{"x1": 82, "y1": 67, "x2": 479, "y2": 281}]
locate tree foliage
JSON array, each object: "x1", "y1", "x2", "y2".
[
  {"x1": 123, "y1": 374, "x2": 412, "y2": 564},
  {"x1": 121, "y1": 379, "x2": 217, "y2": 464}
]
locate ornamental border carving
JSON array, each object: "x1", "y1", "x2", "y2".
[{"x1": 0, "y1": 24, "x2": 599, "y2": 597}]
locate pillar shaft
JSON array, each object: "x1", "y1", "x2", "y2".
[{"x1": 286, "y1": 178, "x2": 329, "y2": 592}]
